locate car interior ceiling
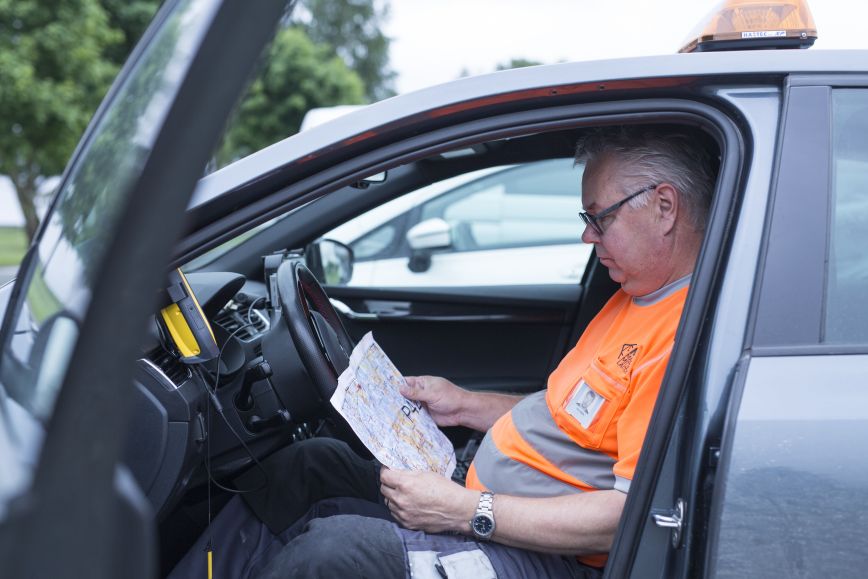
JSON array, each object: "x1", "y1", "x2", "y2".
[{"x1": 151, "y1": 121, "x2": 722, "y2": 574}]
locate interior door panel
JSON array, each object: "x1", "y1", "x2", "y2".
[{"x1": 325, "y1": 284, "x2": 583, "y2": 395}]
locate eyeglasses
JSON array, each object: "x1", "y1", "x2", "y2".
[{"x1": 579, "y1": 184, "x2": 658, "y2": 236}]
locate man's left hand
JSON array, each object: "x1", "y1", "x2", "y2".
[{"x1": 379, "y1": 468, "x2": 478, "y2": 534}]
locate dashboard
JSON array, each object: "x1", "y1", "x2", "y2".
[{"x1": 124, "y1": 271, "x2": 321, "y2": 518}]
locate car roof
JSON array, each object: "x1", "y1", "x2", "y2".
[{"x1": 191, "y1": 49, "x2": 868, "y2": 209}]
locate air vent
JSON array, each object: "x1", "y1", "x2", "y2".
[
  {"x1": 213, "y1": 301, "x2": 270, "y2": 341},
  {"x1": 143, "y1": 347, "x2": 192, "y2": 389}
]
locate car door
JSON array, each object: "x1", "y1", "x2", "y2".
[
  {"x1": 602, "y1": 83, "x2": 780, "y2": 577},
  {"x1": 704, "y1": 82, "x2": 868, "y2": 578},
  {"x1": 608, "y1": 78, "x2": 868, "y2": 578},
  {"x1": 0, "y1": 1, "x2": 288, "y2": 577}
]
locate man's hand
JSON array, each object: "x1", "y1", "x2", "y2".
[
  {"x1": 401, "y1": 376, "x2": 467, "y2": 427},
  {"x1": 403, "y1": 375, "x2": 526, "y2": 432},
  {"x1": 380, "y1": 468, "x2": 478, "y2": 534}
]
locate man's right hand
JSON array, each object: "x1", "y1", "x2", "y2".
[{"x1": 401, "y1": 375, "x2": 467, "y2": 427}]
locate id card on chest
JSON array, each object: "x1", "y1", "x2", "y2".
[{"x1": 564, "y1": 380, "x2": 605, "y2": 429}]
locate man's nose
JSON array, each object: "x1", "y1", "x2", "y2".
[{"x1": 581, "y1": 223, "x2": 599, "y2": 244}]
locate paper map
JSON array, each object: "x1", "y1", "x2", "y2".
[{"x1": 330, "y1": 332, "x2": 456, "y2": 477}]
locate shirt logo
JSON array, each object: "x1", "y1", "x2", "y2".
[{"x1": 617, "y1": 343, "x2": 638, "y2": 374}]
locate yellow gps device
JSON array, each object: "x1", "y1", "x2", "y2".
[{"x1": 159, "y1": 269, "x2": 220, "y2": 364}]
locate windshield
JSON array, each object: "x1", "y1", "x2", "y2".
[{"x1": 0, "y1": 0, "x2": 220, "y2": 517}]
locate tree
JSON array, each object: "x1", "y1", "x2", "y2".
[
  {"x1": 295, "y1": 0, "x2": 395, "y2": 101},
  {"x1": 0, "y1": 0, "x2": 121, "y2": 240},
  {"x1": 496, "y1": 58, "x2": 544, "y2": 71},
  {"x1": 214, "y1": 27, "x2": 365, "y2": 167},
  {"x1": 99, "y1": 0, "x2": 161, "y2": 65},
  {"x1": 1, "y1": 0, "x2": 388, "y2": 239},
  {"x1": 213, "y1": 0, "x2": 396, "y2": 165}
]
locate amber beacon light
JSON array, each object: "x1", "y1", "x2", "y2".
[{"x1": 679, "y1": 0, "x2": 817, "y2": 53}]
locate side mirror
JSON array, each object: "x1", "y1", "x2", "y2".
[
  {"x1": 305, "y1": 239, "x2": 354, "y2": 285},
  {"x1": 407, "y1": 218, "x2": 452, "y2": 251},
  {"x1": 406, "y1": 218, "x2": 452, "y2": 273}
]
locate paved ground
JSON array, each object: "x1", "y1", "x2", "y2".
[{"x1": 0, "y1": 266, "x2": 17, "y2": 286}]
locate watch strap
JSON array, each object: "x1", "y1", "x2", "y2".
[{"x1": 476, "y1": 491, "x2": 494, "y2": 516}]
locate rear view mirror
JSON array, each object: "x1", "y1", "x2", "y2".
[
  {"x1": 305, "y1": 239, "x2": 354, "y2": 285},
  {"x1": 351, "y1": 171, "x2": 388, "y2": 190}
]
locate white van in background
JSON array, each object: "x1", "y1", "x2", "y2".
[{"x1": 300, "y1": 105, "x2": 368, "y2": 131}]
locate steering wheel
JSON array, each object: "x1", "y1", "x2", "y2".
[{"x1": 276, "y1": 259, "x2": 355, "y2": 401}]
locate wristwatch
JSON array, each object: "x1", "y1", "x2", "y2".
[{"x1": 470, "y1": 491, "x2": 496, "y2": 540}]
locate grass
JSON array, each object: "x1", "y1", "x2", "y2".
[
  {"x1": 27, "y1": 260, "x2": 64, "y2": 323},
  {"x1": 0, "y1": 227, "x2": 61, "y2": 319},
  {"x1": 0, "y1": 226, "x2": 27, "y2": 266}
]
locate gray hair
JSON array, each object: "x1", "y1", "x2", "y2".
[{"x1": 574, "y1": 126, "x2": 717, "y2": 231}]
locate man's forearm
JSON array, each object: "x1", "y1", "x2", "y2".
[
  {"x1": 458, "y1": 390, "x2": 525, "y2": 432},
  {"x1": 381, "y1": 472, "x2": 626, "y2": 556},
  {"x1": 486, "y1": 490, "x2": 626, "y2": 555},
  {"x1": 447, "y1": 488, "x2": 626, "y2": 555}
]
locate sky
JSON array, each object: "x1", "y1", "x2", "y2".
[
  {"x1": 2, "y1": 0, "x2": 867, "y2": 226},
  {"x1": 385, "y1": 0, "x2": 868, "y2": 94}
]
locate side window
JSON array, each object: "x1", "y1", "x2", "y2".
[
  {"x1": 352, "y1": 221, "x2": 399, "y2": 260},
  {"x1": 324, "y1": 159, "x2": 591, "y2": 287},
  {"x1": 419, "y1": 159, "x2": 582, "y2": 252},
  {"x1": 826, "y1": 89, "x2": 868, "y2": 343}
]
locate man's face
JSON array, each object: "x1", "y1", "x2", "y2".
[{"x1": 580, "y1": 153, "x2": 674, "y2": 296}]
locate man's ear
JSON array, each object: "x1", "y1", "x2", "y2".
[{"x1": 655, "y1": 183, "x2": 678, "y2": 234}]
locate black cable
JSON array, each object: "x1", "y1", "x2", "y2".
[{"x1": 194, "y1": 322, "x2": 270, "y2": 494}]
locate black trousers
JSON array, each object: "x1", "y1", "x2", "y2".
[
  {"x1": 236, "y1": 437, "x2": 386, "y2": 535},
  {"x1": 237, "y1": 438, "x2": 408, "y2": 578},
  {"x1": 172, "y1": 438, "x2": 604, "y2": 578}
]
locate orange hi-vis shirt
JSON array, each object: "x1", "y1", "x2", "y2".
[{"x1": 465, "y1": 276, "x2": 689, "y2": 567}]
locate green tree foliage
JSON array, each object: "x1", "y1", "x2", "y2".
[
  {"x1": 0, "y1": 0, "x2": 122, "y2": 240},
  {"x1": 214, "y1": 27, "x2": 365, "y2": 167},
  {"x1": 1, "y1": 0, "x2": 391, "y2": 240},
  {"x1": 296, "y1": 0, "x2": 395, "y2": 101},
  {"x1": 213, "y1": 0, "x2": 394, "y2": 164},
  {"x1": 53, "y1": 13, "x2": 180, "y2": 284},
  {"x1": 99, "y1": 0, "x2": 161, "y2": 64}
]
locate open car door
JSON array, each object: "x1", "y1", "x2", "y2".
[{"x1": 0, "y1": 1, "x2": 289, "y2": 577}]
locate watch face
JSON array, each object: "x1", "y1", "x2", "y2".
[{"x1": 472, "y1": 515, "x2": 494, "y2": 536}]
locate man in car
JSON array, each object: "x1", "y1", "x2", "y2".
[{"x1": 169, "y1": 126, "x2": 715, "y2": 579}]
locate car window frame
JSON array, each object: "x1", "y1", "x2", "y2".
[
  {"x1": 169, "y1": 93, "x2": 749, "y2": 577},
  {"x1": 750, "y1": 75, "x2": 868, "y2": 356},
  {"x1": 602, "y1": 105, "x2": 746, "y2": 577},
  {"x1": 174, "y1": 95, "x2": 747, "y2": 578},
  {"x1": 749, "y1": 83, "x2": 831, "y2": 351},
  {"x1": 179, "y1": 103, "x2": 734, "y2": 282}
]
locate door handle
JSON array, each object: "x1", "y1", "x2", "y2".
[
  {"x1": 651, "y1": 498, "x2": 685, "y2": 548},
  {"x1": 330, "y1": 298, "x2": 379, "y2": 321}
]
